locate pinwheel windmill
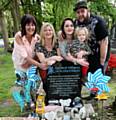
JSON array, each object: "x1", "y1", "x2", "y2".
[{"x1": 85, "y1": 68, "x2": 111, "y2": 95}]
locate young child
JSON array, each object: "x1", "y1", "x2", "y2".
[{"x1": 67, "y1": 27, "x2": 91, "y2": 60}]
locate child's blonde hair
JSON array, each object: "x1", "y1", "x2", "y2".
[
  {"x1": 74, "y1": 27, "x2": 89, "y2": 41},
  {"x1": 40, "y1": 22, "x2": 56, "y2": 47}
]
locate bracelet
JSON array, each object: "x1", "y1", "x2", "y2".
[{"x1": 73, "y1": 60, "x2": 77, "y2": 65}]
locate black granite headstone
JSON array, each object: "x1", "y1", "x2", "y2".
[{"x1": 43, "y1": 60, "x2": 82, "y2": 103}]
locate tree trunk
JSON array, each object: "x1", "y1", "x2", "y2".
[
  {"x1": 0, "y1": 11, "x2": 9, "y2": 52},
  {"x1": 36, "y1": 0, "x2": 42, "y2": 31},
  {"x1": 10, "y1": 0, "x2": 21, "y2": 34}
]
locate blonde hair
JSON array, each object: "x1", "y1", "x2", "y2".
[
  {"x1": 74, "y1": 27, "x2": 89, "y2": 41},
  {"x1": 40, "y1": 22, "x2": 56, "y2": 47}
]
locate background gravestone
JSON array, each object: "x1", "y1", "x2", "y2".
[{"x1": 110, "y1": 24, "x2": 116, "y2": 54}]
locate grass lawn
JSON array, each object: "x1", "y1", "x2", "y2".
[
  {"x1": 0, "y1": 48, "x2": 116, "y2": 118},
  {"x1": 0, "y1": 49, "x2": 24, "y2": 117}
]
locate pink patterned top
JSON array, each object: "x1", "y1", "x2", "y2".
[{"x1": 12, "y1": 32, "x2": 39, "y2": 72}]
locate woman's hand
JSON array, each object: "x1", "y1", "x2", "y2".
[
  {"x1": 55, "y1": 56, "x2": 63, "y2": 61},
  {"x1": 22, "y1": 62, "x2": 31, "y2": 69},
  {"x1": 51, "y1": 56, "x2": 63, "y2": 61},
  {"x1": 57, "y1": 30, "x2": 64, "y2": 41},
  {"x1": 38, "y1": 63, "x2": 48, "y2": 70},
  {"x1": 76, "y1": 50, "x2": 87, "y2": 59},
  {"x1": 15, "y1": 31, "x2": 24, "y2": 45},
  {"x1": 67, "y1": 52, "x2": 89, "y2": 66},
  {"x1": 47, "y1": 60, "x2": 56, "y2": 66},
  {"x1": 47, "y1": 56, "x2": 63, "y2": 66},
  {"x1": 76, "y1": 58, "x2": 89, "y2": 67}
]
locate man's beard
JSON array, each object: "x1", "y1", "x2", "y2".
[{"x1": 78, "y1": 12, "x2": 90, "y2": 23}]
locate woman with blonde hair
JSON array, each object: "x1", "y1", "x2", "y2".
[{"x1": 35, "y1": 22, "x2": 62, "y2": 66}]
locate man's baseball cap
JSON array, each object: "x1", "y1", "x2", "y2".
[{"x1": 73, "y1": 1, "x2": 88, "y2": 11}]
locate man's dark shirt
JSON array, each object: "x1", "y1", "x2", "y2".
[{"x1": 74, "y1": 14, "x2": 109, "y2": 73}]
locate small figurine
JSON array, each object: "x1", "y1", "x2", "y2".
[
  {"x1": 59, "y1": 99, "x2": 71, "y2": 107},
  {"x1": 36, "y1": 89, "x2": 46, "y2": 114},
  {"x1": 72, "y1": 97, "x2": 83, "y2": 108}
]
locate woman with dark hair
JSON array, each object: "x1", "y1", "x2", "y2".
[
  {"x1": 59, "y1": 18, "x2": 89, "y2": 66},
  {"x1": 21, "y1": 14, "x2": 37, "y2": 37},
  {"x1": 60, "y1": 18, "x2": 74, "y2": 40},
  {"x1": 12, "y1": 14, "x2": 47, "y2": 110},
  {"x1": 12, "y1": 14, "x2": 47, "y2": 72}
]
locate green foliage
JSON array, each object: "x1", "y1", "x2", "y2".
[
  {"x1": 43, "y1": 0, "x2": 76, "y2": 31},
  {"x1": 1, "y1": 0, "x2": 116, "y2": 35},
  {"x1": 12, "y1": 0, "x2": 43, "y2": 32},
  {"x1": 0, "y1": 0, "x2": 11, "y2": 11},
  {"x1": 89, "y1": 0, "x2": 116, "y2": 25},
  {"x1": 42, "y1": 3, "x2": 54, "y2": 23}
]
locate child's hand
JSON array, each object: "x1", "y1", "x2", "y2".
[{"x1": 77, "y1": 51, "x2": 86, "y2": 59}]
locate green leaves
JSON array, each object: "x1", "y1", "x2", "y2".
[
  {"x1": 0, "y1": 0, "x2": 11, "y2": 11},
  {"x1": 89, "y1": 0, "x2": 116, "y2": 25}
]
